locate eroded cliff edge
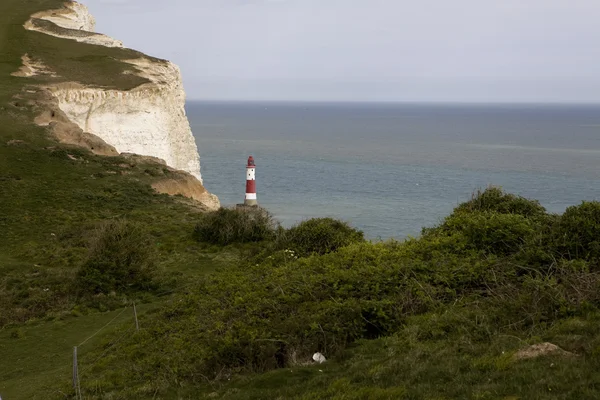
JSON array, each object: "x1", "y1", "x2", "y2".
[{"x1": 15, "y1": 0, "x2": 219, "y2": 210}]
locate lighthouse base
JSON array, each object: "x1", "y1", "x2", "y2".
[{"x1": 240, "y1": 199, "x2": 258, "y2": 207}]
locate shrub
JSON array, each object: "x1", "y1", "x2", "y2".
[
  {"x1": 72, "y1": 191, "x2": 600, "y2": 396},
  {"x1": 278, "y1": 218, "x2": 364, "y2": 257},
  {"x1": 193, "y1": 207, "x2": 277, "y2": 245},
  {"x1": 433, "y1": 211, "x2": 536, "y2": 256},
  {"x1": 76, "y1": 220, "x2": 156, "y2": 295},
  {"x1": 455, "y1": 187, "x2": 547, "y2": 218},
  {"x1": 109, "y1": 242, "x2": 438, "y2": 383},
  {"x1": 553, "y1": 201, "x2": 600, "y2": 262}
]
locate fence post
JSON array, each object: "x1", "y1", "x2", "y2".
[
  {"x1": 72, "y1": 346, "x2": 78, "y2": 390},
  {"x1": 133, "y1": 302, "x2": 139, "y2": 331}
]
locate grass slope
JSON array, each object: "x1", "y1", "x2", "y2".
[
  {"x1": 65, "y1": 192, "x2": 600, "y2": 399},
  {"x1": 3, "y1": 1, "x2": 600, "y2": 400},
  {"x1": 0, "y1": 1, "x2": 234, "y2": 398},
  {"x1": 0, "y1": 0, "x2": 215, "y2": 324}
]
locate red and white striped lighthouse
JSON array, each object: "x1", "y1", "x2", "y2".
[{"x1": 244, "y1": 156, "x2": 258, "y2": 206}]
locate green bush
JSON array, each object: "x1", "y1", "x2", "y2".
[
  {"x1": 455, "y1": 187, "x2": 547, "y2": 218},
  {"x1": 438, "y1": 211, "x2": 536, "y2": 256},
  {"x1": 67, "y1": 190, "x2": 600, "y2": 397},
  {"x1": 553, "y1": 201, "x2": 600, "y2": 262},
  {"x1": 278, "y1": 218, "x2": 364, "y2": 257},
  {"x1": 193, "y1": 207, "x2": 277, "y2": 245},
  {"x1": 107, "y1": 242, "x2": 437, "y2": 383},
  {"x1": 76, "y1": 220, "x2": 156, "y2": 295}
]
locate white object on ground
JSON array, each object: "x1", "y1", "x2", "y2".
[{"x1": 313, "y1": 352, "x2": 327, "y2": 364}]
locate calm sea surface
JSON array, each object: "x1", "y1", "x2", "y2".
[{"x1": 187, "y1": 102, "x2": 600, "y2": 239}]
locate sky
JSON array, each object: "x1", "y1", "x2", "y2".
[{"x1": 84, "y1": 0, "x2": 600, "y2": 103}]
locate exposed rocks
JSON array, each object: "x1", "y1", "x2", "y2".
[
  {"x1": 34, "y1": 90, "x2": 118, "y2": 157},
  {"x1": 6, "y1": 140, "x2": 27, "y2": 146},
  {"x1": 21, "y1": 1, "x2": 203, "y2": 183},
  {"x1": 151, "y1": 172, "x2": 220, "y2": 211},
  {"x1": 11, "y1": 54, "x2": 57, "y2": 78},
  {"x1": 512, "y1": 342, "x2": 575, "y2": 361},
  {"x1": 14, "y1": 0, "x2": 218, "y2": 210},
  {"x1": 25, "y1": 2, "x2": 123, "y2": 48},
  {"x1": 46, "y1": 60, "x2": 203, "y2": 181}
]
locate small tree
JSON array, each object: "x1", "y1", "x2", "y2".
[
  {"x1": 77, "y1": 220, "x2": 156, "y2": 295},
  {"x1": 193, "y1": 207, "x2": 277, "y2": 245}
]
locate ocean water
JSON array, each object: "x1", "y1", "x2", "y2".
[{"x1": 187, "y1": 102, "x2": 600, "y2": 239}]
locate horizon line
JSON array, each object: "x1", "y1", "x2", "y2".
[{"x1": 186, "y1": 98, "x2": 600, "y2": 106}]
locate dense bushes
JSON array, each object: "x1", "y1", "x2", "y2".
[
  {"x1": 76, "y1": 220, "x2": 156, "y2": 295},
  {"x1": 554, "y1": 201, "x2": 600, "y2": 262},
  {"x1": 424, "y1": 187, "x2": 554, "y2": 258},
  {"x1": 436, "y1": 211, "x2": 536, "y2": 256},
  {"x1": 454, "y1": 186, "x2": 547, "y2": 218},
  {"x1": 193, "y1": 207, "x2": 277, "y2": 245},
  {"x1": 278, "y1": 217, "x2": 364, "y2": 257},
  {"x1": 112, "y1": 242, "x2": 447, "y2": 383},
  {"x1": 77, "y1": 188, "x2": 600, "y2": 396}
]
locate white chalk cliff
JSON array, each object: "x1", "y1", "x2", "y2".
[
  {"x1": 26, "y1": 1, "x2": 123, "y2": 48},
  {"x1": 48, "y1": 60, "x2": 203, "y2": 182},
  {"x1": 23, "y1": 1, "x2": 205, "y2": 185}
]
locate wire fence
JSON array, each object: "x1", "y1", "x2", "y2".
[
  {"x1": 3, "y1": 280, "x2": 199, "y2": 400},
  {"x1": 69, "y1": 304, "x2": 138, "y2": 400}
]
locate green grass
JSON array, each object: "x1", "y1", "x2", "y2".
[
  {"x1": 0, "y1": 0, "x2": 223, "y2": 327},
  {"x1": 53, "y1": 191, "x2": 600, "y2": 399},
  {"x1": 202, "y1": 318, "x2": 600, "y2": 400},
  {"x1": 0, "y1": 303, "x2": 160, "y2": 399},
  {"x1": 0, "y1": 1, "x2": 241, "y2": 398},
  {"x1": 3, "y1": 1, "x2": 600, "y2": 400}
]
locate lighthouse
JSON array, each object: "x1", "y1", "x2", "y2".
[{"x1": 244, "y1": 156, "x2": 258, "y2": 206}]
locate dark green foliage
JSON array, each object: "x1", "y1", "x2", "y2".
[
  {"x1": 422, "y1": 188, "x2": 551, "y2": 257},
  {"x1": 455, "y1": 186, "x2": 547, "y2": 218},
  {"x1": 76, "y1": 220, "x2": 156, "y2": 295},
  {"x1": 553, "y1": 201, "x2": 600, "y2": 262},
  {"x1": 278, "y1": 217, "x2": 364, "y2": 257},
  {"x1": 437, "y1": 211, "x2": 536, "y2": 256},
  {"x1": 90, "y1": 243, "x2": 442, "y2": 385},
  {"x1": 79, "y1": 230, "x2": 600, "y2": 397},
  {"x1": 193, "y1": 207, "x2": 277, "y2": 245},
  {"x1": 70, "y1": 189, "x2": 600, "y2": 399}
]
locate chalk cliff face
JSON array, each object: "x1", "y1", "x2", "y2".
[
  {"x1": 19, "y1": 1, "x2": 218, "y2": 209},
  {"x1": 26, "y1": 1, "x2": 123, "y2": 48},
  {"x1": 48, "y1": 59, "x2": 202, "y2": 182}
]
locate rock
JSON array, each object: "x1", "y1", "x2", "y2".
[
  {"x1": 6, "y1": 140, "x2": 26, "y2": 146},
  {"x1": 12, "y1": 54, "x2": 57, "y2": 78},
  {"x1": 151, "y1": 171, "x2": 220, "y2": 211},
  {"x1": 512, "y1": 342, "x2": 575, "y2": 361},
  {"x1": 24, "y1": 2, "x2": 123, "y2": 48},
  {"x1": 121, "y1": 153, "x2": 167, "y2": 166},
  {"x1": 312, "y1": 352, "x2": 327, "y2": 364}
]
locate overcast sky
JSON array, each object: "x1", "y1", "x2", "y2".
[{"x1": 84, "y1": 0, "x2": 600, "y2": 103}]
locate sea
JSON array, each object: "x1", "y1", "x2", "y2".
[{"x1": 187, "y1": 102, "x2": 600, "y2": 239}]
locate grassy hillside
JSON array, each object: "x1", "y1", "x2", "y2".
[
  {"x1": 3, "y1": 1, "x2": 600, "y2": 400},
  {"x1": 0, "y1": 0, "x2": 214, "y2": 322},
  {"x1": 0, "y1": 1, "x2": 233, "y2": 397},
  {"x1": 51, "y1": 190, "x2": 600, "y2": 399}
]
